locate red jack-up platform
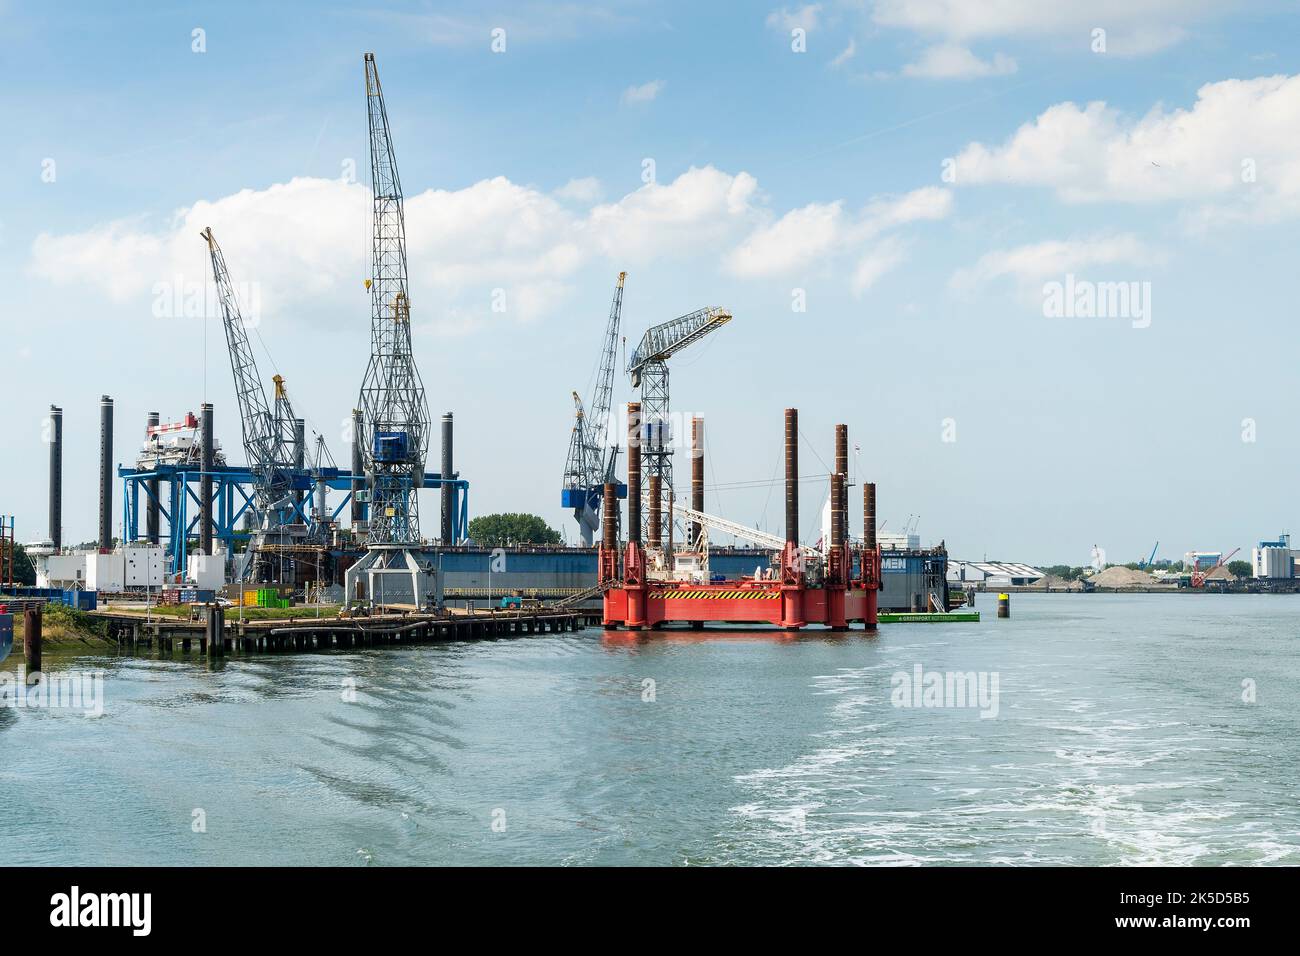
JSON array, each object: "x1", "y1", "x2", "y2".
[{"x1": 600, "y1": 407, "x2": 879, "y2": 631}]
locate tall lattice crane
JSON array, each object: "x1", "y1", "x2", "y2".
[
  {"x1": 562, "y1": 271, "x2": 627, "y2": 545},
  {"x1": 356, "y1": 51, "x2": 431, "y2": 546},
  {"x1": 201, "y1": 227, "x2": 299, "y2": 576},
  {"x1": 346, "y1": 52, "x2": 436, "y2": 609},
  {"x1": 627, "y1": 306, "x2": 731, "y2": 540}
]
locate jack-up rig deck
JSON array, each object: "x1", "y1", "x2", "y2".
[{"x1": 599, "y1": 405, "x2": 879, "y2": 630}]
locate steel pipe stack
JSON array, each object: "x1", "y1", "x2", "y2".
[
  {"x1": 48, "y1": 405, "x2": 62, "y2": 552},
  {"x1": 780, "y1": 408, "x2": 805, "y2": 629},
  {"x1": 441, "y1": 413, "x2": 454, "y2": 543},
  {"x1": 351, "y1": 408, "x2": 364, "y2": 526},
  {"x1": 690, "y1": 417, "x2": 704, "y2": 546},
  {"x1": 864, "y1": 482, "x2": 877, "y2": 552},
  {"x1": 601, "y1": 482, "x2": 618, "y2": 550},
  {"x1": 98, "y1": 396, "x2": 113, "y2": 552},
  {"x1": 647, "y1": 474, "x2": 662, "y2": 552},
  {"x1": 146, "y1": 411, "x2": 160, "y2": 544},
  {"x1": 784, "y1": 408, "x2": 798, "y2": 547},
  {"x1": 200, "y1": 402, "x2": 214, "y2": 556},
  {"x1": 830, "y1": 472, "x2": 844, "y2": 552},
  {"x1": 293, "y1": 418, "x2": 306, "y2": 514},
  {"x1": 626, "y1": 402, "x2": 642, "y2": 543},
  {"x1": 835, "y1": 424, "x2": 848, "y2": 545}
]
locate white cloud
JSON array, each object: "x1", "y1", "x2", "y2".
[
  {"x1": 953, "y1": 74, "x2": 1300, "y2": 222},
  {"x1": 29, "y1": 166, "x2": 768, "y2": 330},
  {"x1": 902, "y1": 43, "x2": 1016, "y2": 79},
  {"x1": 588, "y1": 166, "x2": 761, "y2": 260},
  {"x1": 366, "y1": 3, "x2": 629, "y2": 47},
  {"x1": 873, "y1": 0, "x2": 1211, "y2": 50},
  {"x1": 830, "y1": 38, "x2": 856, "y2": 68},
  {"x1": 30, "y1": 165, "x2": 950, "y2": 325},
  {"x1": 852, "y1": 238, "x2": 907, "y2": 296},
  {"x1": 553, "y1": 177, "x2": 604, "y2": 203},
  {"x1": 727, "y1": 201, "x2": 845, "y2": 277},
  {"x1": 726, "y1": 186, "x2": 952, "y2": 290},
  {"x1": 859, "y1": 185, "x2": 953, "y2": 234},
  {"x1": 766, "y1": 4, "x2": 822, "y2": 34},
  {"x1": 950, "y1": 234, "x2": 1159, "y2": 292},
  {"x1": 621, "y1": 79, "x2": 664, "y2": 104}
]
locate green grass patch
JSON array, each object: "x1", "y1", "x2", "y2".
[{"x1": 131, "y1": 603, "x2": 341, "y2": 621}]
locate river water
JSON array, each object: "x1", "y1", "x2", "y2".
[{"x1": 2, "y1": 593, "x2": 1297, "y2": 866}]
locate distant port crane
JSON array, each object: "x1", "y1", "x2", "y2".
[
  {"x1": 1191, "y1": 547, "x2": 1239, "y2": 588},
  {"x1": 627, "y1": 306, "x2": 731, "y2": 544},
  {"x1": 1139, "y1": 540, "x2": 1159, "y2": 568},
  {"x1": 561, "y1": 272, "x2": 628, "y2": 546}
]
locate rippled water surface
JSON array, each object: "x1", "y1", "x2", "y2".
[{"x1": 2, "y1": 593, "x2": 1297, "y2": 865}]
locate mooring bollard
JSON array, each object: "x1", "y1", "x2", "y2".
[
  {"x1": 24, "y1": 606, "x2": 42, "y2": 679},
  {"x1": 997, "y1": 593, "x2": 1010, "y2": 619}
]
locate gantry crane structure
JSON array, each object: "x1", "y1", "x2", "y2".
[
  {"x1": 626, "y1": 306, "x2": 730, "y2": 543},
  {"x1": 345, "y1": 52, "x2": 438, "y2": 609},
  {"x1": 562, "y1": 272, "x2": 628, "y2": 545}
]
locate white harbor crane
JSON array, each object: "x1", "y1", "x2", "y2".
[{"x1": 627, "y1": 305, "x2": 731, "y2": 540}]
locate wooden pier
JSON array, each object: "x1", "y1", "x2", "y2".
[{"x1": 89, "y1": 606, "x2": 603, "y2": 656}]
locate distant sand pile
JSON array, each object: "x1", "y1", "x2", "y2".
[
  {"x1": 1090, "y1": 566, "x2": 1157, "y2": 589},
  {"x1": 1025, "y1": 575, "x2": 1084, "y2": 591}
]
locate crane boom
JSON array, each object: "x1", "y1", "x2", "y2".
[
  {"x1": 587, "y1": 272, "x2": 625, "y2": 476},
  {"x1": 357, "y1": 51, "x2": 431, "y2": 546},
  {"x1": 627, "y1": 305, "x2": 731, "y2": 544},
  {"x1": 561, "y1": 272, "x2": 628, "y2": 545},
  {"x1": 201, "y1": 227, "x2": 295, "y2": 520},
  {"x1": 628, "y1": 306, "x2": 731, "y2": 386},
  {"x1": 663, "y1": 501, "x2": 821, "y2": 560}
]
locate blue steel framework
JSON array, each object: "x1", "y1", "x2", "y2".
[{"x1": 119, "y1": 464, "x2": 468, "y2": 575}]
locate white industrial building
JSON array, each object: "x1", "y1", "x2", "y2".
[
  {"x1": 948, "y1": 561, "x2": 1045, "y2": 587},
  {"x1": 1252, "y1": 535, "x2": 1297, "y2": 580},
  {"x1": 25, "y1": 541, "x2": 221, "y2": 592}
]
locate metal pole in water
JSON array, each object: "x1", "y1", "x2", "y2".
[
  {"x1": 997, "y1": 593, "x2": 1010, "y2": 618},
  {"x1": 23, "y1": 606, "x2": 41, "y2": 679}
]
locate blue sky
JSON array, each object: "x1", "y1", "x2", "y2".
[{"x1": 2, "y1": 0, "x2": 1298, "y2": 565}]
